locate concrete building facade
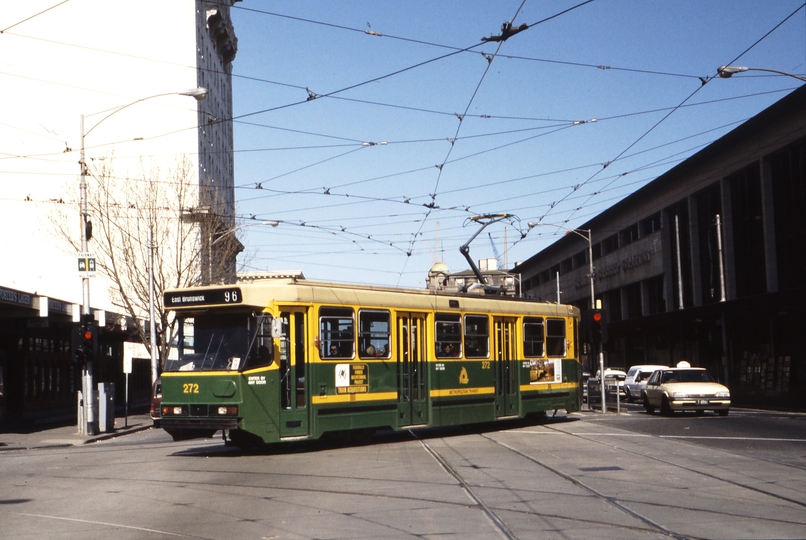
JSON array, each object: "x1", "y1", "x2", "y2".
[{"x1": 515, "y1": 86, "x2": 806, "y2": 407}]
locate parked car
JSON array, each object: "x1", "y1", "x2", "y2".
[
  {"x1": 624, "y1": 365, "x2": 668, "y2": 402},
  {"x1": 643, "y1": 361, "x2": 730, "y2": 416},
  {"x1": 150, "y1": 377, "x2": 162, "y2": 428},
  {"x1": 594, "y1": 368, "x2": 627, "y2": 397}
]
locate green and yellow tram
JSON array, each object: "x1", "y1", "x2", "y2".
[{"x1": 159, "y1": 275, "x2": 581, "y2": 448}]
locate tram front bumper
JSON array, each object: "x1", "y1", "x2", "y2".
[{"x1": 160, "y1": 417, "x2": 240, "y2": 431}]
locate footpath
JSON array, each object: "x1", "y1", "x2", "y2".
[{"x1": 0, "y1": 413, "x2": 154, "y2": 451}]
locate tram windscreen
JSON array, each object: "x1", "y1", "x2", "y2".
[{"x1": 164, "y1": 312, "x2": 273, "y2": 372}]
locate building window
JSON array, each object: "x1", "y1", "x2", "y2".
[
  {"x1": 560, "y1": 258, "x2": 572, "y2": 273},
  {"x1": 729, "y1": 164, "x2": 766, "y2": 297},
  {"x1": 640, "y1": 212, "x2": 661, "y2": 236},
  {"x1": 619, "y1": 223, "x2": 638, "y2": 246},
  {"x1": 624, "y1": 282, "x2": 642, "y2": 319},
  {"x1": 601, "y1": 234, "x2": 619, "y2": 255},
  {"x1": 646, "y1": 275, "x2": 666, "y2": 315}
]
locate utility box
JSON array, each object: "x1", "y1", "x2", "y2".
[{"x1": 98, "y1": 382, "x2": 115, "y2": 433}]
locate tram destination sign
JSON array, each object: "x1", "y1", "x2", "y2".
[{"x1": 164, "y1": 288, "x2": 242, "y2": 307}]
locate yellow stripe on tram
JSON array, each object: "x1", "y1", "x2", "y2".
[
  {"x1": 519, "y1": 382, "x2": 578, "y2": 392},
  {"x1": 430, "y1": 386, "x2": 495, "y2": 398},
  {"x1": 312, "y1": 391, "x2": 398, "y2": 405}
]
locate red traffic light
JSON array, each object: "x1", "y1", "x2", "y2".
[
  {"x1": 592, "y1": 312, "x2": 602, "y2": 322},
  {"x1": 82, "y1": 330, "x2": 93, "y2": 340}
]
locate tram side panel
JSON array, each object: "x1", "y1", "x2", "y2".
[
  {"x1": 429, "y1": 357, "x2": 496, "y2": 427},
  {"x1": 310, "y1": 357, "x2": 400, "y2": 439}
]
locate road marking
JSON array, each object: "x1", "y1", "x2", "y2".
[
  {"x1": 518, "y1": 431, "x2": 806, "y2": 442},
  {"x1": 516, "y1": 431, "x2": 652, "y2": 437},
  {"x1": 660, "y1": 436, "x2": 806, "y2": 442},
  {"x1": 15, "y1": 513, "x2": 193, "y2": 537}
]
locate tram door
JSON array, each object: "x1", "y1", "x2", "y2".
[
  {"x1": 494, "y1": 318, "x2": 518, "y2": 418},
  {"x1": 396, "y1": 313, "x2": 428, "y2": 426},
  {"x1": 279, "y1": 310, "x2": 308, "y2": 438}
]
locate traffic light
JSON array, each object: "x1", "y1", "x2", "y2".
[
  {"x1": 71, "y1": 323, "x2": 99, "y2": 364},
  {"x1": 582, "y1": 308, "x2": 608, "y2": 347}
]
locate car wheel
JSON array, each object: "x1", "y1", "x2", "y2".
[
  {"x1": 643, "y1": 394, "x2": 655, "y2": 414},
  {"x1": 660, "y1": 395, "x2": 673, "y2": 416},
  {"x1": 717, "y1": 408, "x2": 729, "y2": 416},
  {"x1": 624, "y1": 387, "x2": 633, "y2": 403}
]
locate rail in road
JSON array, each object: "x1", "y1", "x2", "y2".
[{"x1": 1, "y1": 412, "x2": 804, "y2": 539}]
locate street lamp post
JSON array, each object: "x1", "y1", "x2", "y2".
[
  {"x1": 717, "y1": 65, "x2": 806, "y2": 82},
  {"x1": 78, "y1": 87, "x2": 206, "y2": 435},
  {"x1": 527, "y1": 222, "x2": 595, "y2": 309}
]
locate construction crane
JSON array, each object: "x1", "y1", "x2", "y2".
[{"x1": 488, "y1": 232, "x2": 503, "y2": 270}]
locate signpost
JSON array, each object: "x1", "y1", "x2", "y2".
[{"x1": 77, "y1": 252, "x2": 96, "y2": 278}]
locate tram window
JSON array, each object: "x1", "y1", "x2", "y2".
[
  {"x1": 546, "y1": 318, "x2": 566, "y2": 357},
  {"x1": 359, "y1": 310, "x2": 390, "y2": 358},
  {"x1": 435, "y1": 314, "x2": 461, "y2": 357},
  {"x1": 523, "y1": 317, "x2": 545, "y2": 357},
  {"x1": 464, "y1": 315, "x2": 489, "y2": 358},
  {"x1": 243, "y1": 314, "x2": 273, "y2": 370},
  {"x1": 320, "y1": 307, "x2": 354, "y2": 359}
]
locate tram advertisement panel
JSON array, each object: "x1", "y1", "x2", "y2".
[
  {"x1": 528, "y1": 359, "x2": 562, "y2": 384},
  {"x1": 335, "y1": 363, "x2": 368, "y2": 394}
]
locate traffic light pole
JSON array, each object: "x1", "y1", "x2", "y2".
[
  {"x1": 79, "y1": 115, "x2": 98, "y2": 436},
  {"x1": 599, "y1": 348, "x2": 606, "y2": 414}
]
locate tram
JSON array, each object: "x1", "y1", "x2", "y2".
[{"x1": 159, "y1": 274, "x2": 581, "y2": 448}]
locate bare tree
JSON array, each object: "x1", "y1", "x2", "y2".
[{"x1": 52, "y1": 156, "x2": 243, "y2": 369}]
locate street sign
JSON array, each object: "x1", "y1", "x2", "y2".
[{"x1": 78, "y1": 252, "x2": 96, "y2": 278}]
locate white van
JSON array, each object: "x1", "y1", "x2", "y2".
[{"x1": 624, "y1": 365, "x2": 668, "y2": 402}]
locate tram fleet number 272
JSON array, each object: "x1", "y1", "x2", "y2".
[{"x1": 159, "y1": 277, "x2": 580, "y2": 449}]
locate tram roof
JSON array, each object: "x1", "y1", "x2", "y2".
[{"x1": 164, "y1": 277, "x2": 578, "y2": 318}]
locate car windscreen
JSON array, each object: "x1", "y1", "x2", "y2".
[{"x1": 661, "y1": 369, "x2": 714, "y2": 383}]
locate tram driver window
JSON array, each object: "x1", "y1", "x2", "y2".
[
  {"x1": 359, "y1": 310, "x2": 390, "y2": 358},
  {"x1": 464, "y1": 315, "x2": 489, "y2": 358},
  {"x1": 244, "y1": 314, "x2": 273, "y2": 370},
  {"x1": 523, "y1": 317, "x2": 545, "y2": 357},
  {"x1": 435, "y1": 314, "x2": 461, "y2": 358},
  {"x1": 320, "y1": 307, "x2": 354, "y2": 360},
  {"x1": 546, "y1": 318, "x2": 567, "y2": 357}
]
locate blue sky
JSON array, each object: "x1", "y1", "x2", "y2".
[{"x1": 229, "y1": 1, "x2": 806, "y2": 288}]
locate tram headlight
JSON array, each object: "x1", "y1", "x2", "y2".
[
  {"x1": 216, "y1": 405, "x2": 238, "y2": 416},
  {"x1": 162, "y1": 405, "x2": 188, "y2": 416}
]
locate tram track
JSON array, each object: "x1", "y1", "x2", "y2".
[
  {"x1": 538, "y1": 424, "x2": 806, "y2": 510},
  {"x1": 414, "y1": 418, "x2": 806, "y2": 540},
  {"x1": 417, "y1": 429, "x2": 687, "y2": 540},
  {"x1": 417, "y1": 435, "x2": 518, "y2": 540}
]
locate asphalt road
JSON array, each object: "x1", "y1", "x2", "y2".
[{"x1": 1, "y1": 408, "x2": 804, "y2": 539}]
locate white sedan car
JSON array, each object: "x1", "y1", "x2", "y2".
[{"x1": 643, "y1": 362, "x2": 730, "y2": 416}]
